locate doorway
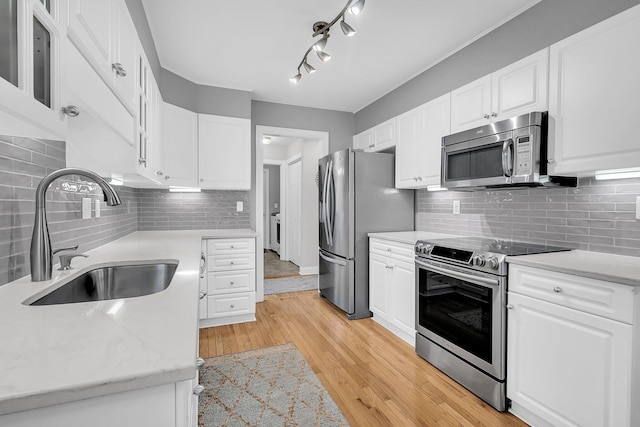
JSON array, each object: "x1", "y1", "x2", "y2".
[{"x1": 255, "y1": 126, "x2": 329, "y2": 302}]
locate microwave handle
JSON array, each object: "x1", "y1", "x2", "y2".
[{"x1": 502, "y1": 138, "x2": 514, "y2": 178}]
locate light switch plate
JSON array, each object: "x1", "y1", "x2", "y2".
[
  {"x1": 453, "y1": 200, "x2": 461, "y2": 215},
  {"x1": 636, "y1": 196, "x2": 639, "y2": 220},
  {"x1": 237, "y1": 201, "x2": 243, "y2": 212},
  {"x1": 95, "y1": 200, "x2": 101, "y2": 218},
  {"x1": 82, "y1": 198, "x2": 91, "y2": 219}
]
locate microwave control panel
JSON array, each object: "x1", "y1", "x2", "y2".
[{"x1": 514, "y1": 134, "x2": 532, "y2": 176}]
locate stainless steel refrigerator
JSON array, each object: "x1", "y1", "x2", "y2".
[{"x1": 318, "y1": 148, "x2": 414, "y2": 319}]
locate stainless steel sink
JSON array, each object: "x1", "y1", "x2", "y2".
[{"x1": 29, "y1": 262, "x2": 178, "y2": 306}]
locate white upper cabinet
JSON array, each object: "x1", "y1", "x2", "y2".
[
  {"x1": 0, "y1": 0, "x2": 66, "y2": 139},
  {"x1": 67, "y1": 0, "x2": 136, "y2": 112},
  {"x1": 353, "y1": 118, "x2": 395, "y2": 153},
  {"x1": 548, "y1": 4, "x2": 640, "y2": 176},
  {"x1": 198, "y1": 114, "x2": 251, "y2": 190},
  {"x1": 450, "y1": 48, "x2": 549, "y2": 133},
  {"x1": 162, "y1": 102, "x2": 199, "y2": 188},
  {"x1": 395, "y1": 93, "x2": 450, "y2": 189}
]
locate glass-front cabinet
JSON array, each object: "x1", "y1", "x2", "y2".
[{"x1": 0, "y1": 0, "x2": 66, "y2": 139}]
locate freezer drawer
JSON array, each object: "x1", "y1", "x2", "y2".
[{"x1": 319, "y1": 249, "x2": 355, "y2": 315}]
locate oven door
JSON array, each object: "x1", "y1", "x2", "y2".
[
  {"x1": 442, "y1": 131, "x2": 516, "y2": 189},
  {"x1": 415, "y1": 258, "x2": 505, "y2": 380}
]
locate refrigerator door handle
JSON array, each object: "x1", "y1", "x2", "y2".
[
  {"x1": 326, "y1": 159, "x2": 334, "y2": 246},
  {"x1": 319, "y1": 250, "x2": 347, "y2": 266},
  {"x1": 322, "y1": 161, "x2": 331, "y2": 245}
]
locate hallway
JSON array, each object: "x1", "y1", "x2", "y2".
[{"x1": 263, "y1": 250, "x2": 299, "y2": 279}]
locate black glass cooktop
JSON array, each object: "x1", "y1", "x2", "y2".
[{"x1": 425, "y1": 237, "x2": 573, "y2": 256}]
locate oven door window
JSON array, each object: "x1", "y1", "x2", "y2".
[{"x1": 418, "y1": 268, "x2": 493, "y2": 363}]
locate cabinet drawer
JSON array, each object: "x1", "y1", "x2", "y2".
[
  {"x1": 207, "y1": 238, "x2": 254, "y2": 255},
  {"x1": 207, "y1": 253, "x2": 255, "y2": 271},
  {"x1": 370, "y1": 238, "x2": 414, "y2": 262},
  {"x1": 207, "y1": 292, "x2": 256, "y2": 317},
  {"x1": 208, "y1": 269, "x2": 255, "y2": 294},
  {"x1": 509, "y1": 265, "x2": 634, "y2": 324}
]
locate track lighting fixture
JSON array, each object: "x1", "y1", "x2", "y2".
[{"x1": 289, "y1": 0, "x2": 365, "y2": 84}]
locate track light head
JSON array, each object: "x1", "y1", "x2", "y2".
[
  {"x1": 340, "y1": 18, "x2": 356, "y2": 37},
  {"x1": 316, "y1": 51, "x2": 331, "y2": 62},
  {"x1": 348, "y1": 0, "x2": 365, "y2": 15},
  {"x1": 312, "y1": 34, "x2": 329, "y2": 52},
  {"x1": 289, "y1": 72, "x2": 302, "y2": 84},
  {"x1": 303, "y1": 61, "x2": 316, "y2": 74}
]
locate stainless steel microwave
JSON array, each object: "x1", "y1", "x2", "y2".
[{"x1": 441, "y1": 112, "x2": 576, "y2": 190}]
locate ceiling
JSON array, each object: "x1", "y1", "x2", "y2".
[{"x1": 141, "y1": 0, "x2": 539, "y2": 113}]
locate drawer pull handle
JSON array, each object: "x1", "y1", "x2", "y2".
[
  {"x1": 385, "y1": 265, "x2": 394, "y2": 270},
  {"x1": 506, "y1": 304, "x2": 514, "y2": 310},
  {"x1": 230, "y1": 304, "x2": 235, "y2": 308},
  {"x1": 199, "y1": 291, "x2": 207, "y2": 300},
  {"x1": 230, "y1": 281, "x2": 234, "y2": 285},
  {"x1": 193, "y1": 385, "x2": 205, "y2": 396},
  {"x1": 553, "y1": 286, "x2": 562, "y2": 293},
  {"x1": 196, "y1": 358, "x2": 205, "y2": 370},
  {"x1": 230, "y1": 245, "x2": 235, "y2": 249},
  {"x1": 230, "y1": 261, "x2": 234, "y2": 265}
]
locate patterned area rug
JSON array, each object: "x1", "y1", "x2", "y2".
[
  {"x1": 198, "y1": 344, "x2": 349, "y2": 427},
  {"x1": 264, "y1": 275, "x2": 318, "y2": 295}
]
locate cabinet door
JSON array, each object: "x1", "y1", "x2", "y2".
[
  {"x1": 67, "y1": 0, "x2": 114, "y2": 81},
  {"x1": 450, "y1": 75, "x2": 491, "y2": 133},
  {"x1": 388, "y1": 259, "x2": 415, "y2": 337},
  {"x1": 112, "y1": 0, "x2": 137, "y2": 110},
  {"x1": 162, "y1": 102, "x2": 198, "y2": 187},
  {"x1": 372, "y1": 119, "x2": 395, "y2": 152},
  {"x1": 416, "y1": 94, "x2": 450, "y2": 186},
  {"x1": 548, "y1": 5, "x2": 640, "y2": 175},
  {"x1": 492, "y1": 48, "x2": 548, "y2": 122},
  {"x1": 395, "y1": 106, "x2": 421, "y2": 188},
  {"x1": 369, "y1": 253, "x2": 389, "y2": 318},
  {"x1": 353, "y1": 129, "x2": 373, "y2": 151},
  {"x1": 507, "y1": 292, "x2": 632, "y2": 427},
  {"x1": 198, "y1": 114, "x2": 250, "y2": 190}
]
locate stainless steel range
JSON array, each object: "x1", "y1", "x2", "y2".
[{"x1": 414, "y1": 237, "x2": 571, "y2": 411}]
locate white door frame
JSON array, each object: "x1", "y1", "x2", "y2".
[
  {"x1": 263, "y1": 168, "x2": 270, "y2": 249},
  {"x1": 255, "y1": 126, "x2": 329, "y2": 303},
  {"x1": 285, "y1": 153, "x2": 302, "y2": 264}
]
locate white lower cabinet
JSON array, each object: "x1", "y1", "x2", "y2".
[
  {"x1": 369, "y1": 238, "x2": 416, "y2": 346},
  {"x1": 507, "y1": 265, "x2": 638, "y2": 427},
  {"x1": 200, "y1": 237, "x2": 257, "y2": 328}
]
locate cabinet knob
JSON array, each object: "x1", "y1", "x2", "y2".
[
  {"x1": 547, "y1": 159, "x2": 555, "y2": 164},
  {"x1": 230, "y1": 304, "x2": 235, "y2": 308},
  {"x1": 192, "y1": 385, "x2": 205, "y2": 396},
  {"x1": 553, "y1": 286, "x2": 562, "y2": 293},
  {"x1": 62, "y1": 105, "x2": 80, "y2": 117},
  {"x1": 385, "y1": 265, "x2": 394, "y2": 270},
  {"x1": 112, "y1": 62, "x2": 127, "y2": 77},
  {"x1": 164, "y1": 175, "x2": 170, "y2": 180},
  {"x1": 483, "y1": 114, "x2": 490, "y2": 119},
  {"x1": 506, "y1": 304, "x2": 514, "y2": 310},
  {"x1": 417, "y1": 176, "x2": 422, "y2": 181},
  {"x1": 199, "y1": 291, "x2": 207, "y2": 300},
  {"x1": 138, "y1": 158, "x2": 147, "y2": 166},
  {"x1": 490, "y1": 112, "x2": 497, "y2": 118},
  {"x1": 196, "y1": 357, "x2": 205, "y2": 370},
  {"x1": 200, "y1": 178, "x2": 204, "y2": 182},
  {"x1": 156, "y1": 170, "x2": 163, "y2": 176},
  {"x1": 230, "y1": 261, "x2": 234, "y2": 265},
  {"x1": 229, "y1": 281, "x2": 234, "y2": 286}
]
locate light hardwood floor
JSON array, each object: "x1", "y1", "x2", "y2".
[{"x1": 199, "y1": 290, "x2": 528, "y2": 427}]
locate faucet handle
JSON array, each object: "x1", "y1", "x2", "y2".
[
  {"x1": 58, "y1": 253, "x2": 88, "y2": 271},
  {"x1": 53, "y1": 245, "x2": 79, "y2": 255}
]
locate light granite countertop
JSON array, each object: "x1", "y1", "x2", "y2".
[
  {"x1": 507, "y1": 250, "x2": 640, "y2": 287},
  {"x1": 368, "y1": 231, "x2": 457, "y2": 245},
  {"x1": 0, "y1": 229, "x2": 257, "y2": 416}
]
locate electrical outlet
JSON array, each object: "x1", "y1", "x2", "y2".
[
  {"x1": 82, "y1": 198, "x2": 92, "y2": 219},
  {"x1": 274, "y1": 203, "x2": 278, "y2": 209},
  {"x1": 636, "y1": 196, "x2": 640, "y2": 220},
  {"x1": 237, "y1": 201, "x2": 243, "y2": 212},
  {"x1": 453, "y1": 200, "x2": 461, "y2": 215},
  {"x1": 95, "y1": 200, "x2": 101, "y2": 218}
]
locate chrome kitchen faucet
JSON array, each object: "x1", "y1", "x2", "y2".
[{"x1": 30, "y1": 168, "x2": 122, "y2": 282}]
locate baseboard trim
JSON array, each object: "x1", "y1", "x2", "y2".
[{"x1": 299, "y1": 266, "x2": 319, "y2": 275}]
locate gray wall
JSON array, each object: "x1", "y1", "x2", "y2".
[
  {"x1": 160, "y1": 69, "x2": 252, "y2": 119},
  {"x1": 264, "y1": 164, "x2": 280, "y2": 216},
  {"x1": 137, "y1": 189, "x2": 250, "y2": 230},
  {"x1": 125, "y1": 0, "x2": 161, "y2": 83},
  {"x1": 416, "y1": 178, "x2": 640, "y2": 257},
  {"x1": 0, "y1": 135, "x2": 137, "y2": 286},
  {"x1": 355, "y1": 0, "x2": 640, "y2": 132}
]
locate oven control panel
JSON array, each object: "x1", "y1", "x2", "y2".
[{"x1": 415, "y1": 240, "x2": 507, "y2": 275}]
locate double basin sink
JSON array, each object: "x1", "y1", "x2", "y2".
[{"x1": 27, "y1": 262, "x2": 178, "y2": 306}]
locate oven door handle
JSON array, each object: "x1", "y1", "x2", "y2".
[{"x1": 415, "y1": 259, "x2": 500, "y2": 287}]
